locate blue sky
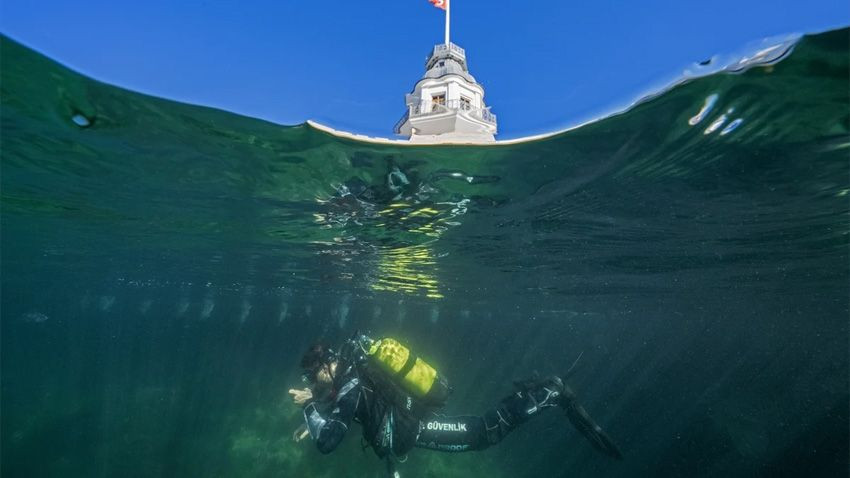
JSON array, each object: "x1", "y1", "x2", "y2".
[{"x1": 1, "y1": 0, "x2": 847, "y2": 139}]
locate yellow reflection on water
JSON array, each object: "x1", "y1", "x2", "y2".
[
  {"x1": 314, "y1": 196, "x2": 470, "y2": 299},
  {"x1": 372, "y1": 243, "x2": 444, "y2": 299},
  {"x1": 368, "y1": 201, "x2": 472, "y2": 299}
]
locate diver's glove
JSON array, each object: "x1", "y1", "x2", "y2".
[{"x1": 560, "y1": 384, "x2": 623, "y2": 460}]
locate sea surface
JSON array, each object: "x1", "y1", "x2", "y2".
[{"x1": 1, "y1": 28, "x2": 848, "y2": 478}]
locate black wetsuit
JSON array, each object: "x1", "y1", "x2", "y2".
[{"x1": 302, "y1": 346, "x2": 565, "y2": 459}]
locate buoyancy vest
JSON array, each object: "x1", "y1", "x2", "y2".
[{"x1": 348, "y1": 336, "x2": 451, "y2": 458}]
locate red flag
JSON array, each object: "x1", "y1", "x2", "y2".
[{"x1": 428, "y1": 0, "x2": 446, "y2": 10}]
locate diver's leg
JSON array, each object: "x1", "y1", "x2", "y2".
[
  {"x1": 478, "y1": 376, "x2": 567, "y2": 447},
  {"x1": 415, "y1": 415, "x2": 489, "y2": 452},
  {"x1": 416, "y1": 377, "x2": 623, "y2": 459},
  {"x1": 503, "y1": 376, "x2": 623, "y2": 459},
  {"x1": 414, "y1": 376, "x2": 565, "y2": 453}
]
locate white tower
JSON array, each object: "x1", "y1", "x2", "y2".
[{"x1": 394, "y1": 42, "x2": 497, "y2": 143}]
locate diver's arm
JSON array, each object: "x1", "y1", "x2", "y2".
[{"x1": 303, "y1": 378, "x2": 361, "y2": 454}]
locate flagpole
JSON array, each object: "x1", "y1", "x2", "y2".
[{"x1": 445, "y1": 0, "x2": 450, "y2": 45}]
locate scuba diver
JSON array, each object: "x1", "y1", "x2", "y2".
[{"x1": 288, "y1": 334, "x2": 622, "y2": 477}]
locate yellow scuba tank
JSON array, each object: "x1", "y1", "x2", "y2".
[{"x1": 365, "y1": 337, "x2": 450, "y2": 406}]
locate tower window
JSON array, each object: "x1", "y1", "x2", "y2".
[
  {"x1": 460, "y1": 96, "x2": 472, "y2": 110},
  {"x1": 431, "y1": 94, "x2": 446, "y2": 110}
]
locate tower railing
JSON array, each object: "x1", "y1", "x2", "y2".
[
  {"x1": 432, "y1": 42, "x2": 465, "y2": 58},
  {"x1": 397, "y1": 99, "x2": 497, "y2": 129},
  {"x1": 426, "y1": 42, "x2": 467, "y2": 70},
  {"x1": 393, "y1": 111, "x2": 409, "y2": 134}
]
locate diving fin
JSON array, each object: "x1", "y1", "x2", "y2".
[{"x1": 561, "y1": 384, "x2": 623, "y2": 460}]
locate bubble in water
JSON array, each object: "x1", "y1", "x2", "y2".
[
  {"x1": 720, "y1": 118, "x2": 744, "y2": 136},
  {"x1": 338, "y1": 294, "x2": 351, "y2": 329},
  {"x1": 239, "y1": 299, "x2": 252, "y2": 324},
  {"x1": 397, "y1": 299, "x2": 406, "y2": 323},
  {"x1": 430, "y1": 305, "x2": 440, "y2": 324},
  {"x1": 21, "y1": 312, "x2": 49, "y2": 323},
  {"x1": 99, "y1": 295, "x2": 115, "y2": 312},
  {"x1": 175, "y1": 298, "x2": 190, "y2": 317},
  {"x1": 278, "y1": 301, "x2": 289, "y2": 324},
  {"x1": 689, "y1": 94, "x2": 719, "y2": 126},
  {"x1": 200, "y1": 296, "x2": 215, "y2": 319},
  {"x1": 704, "y1": 115, "x2": 728, "y2": 135},
  {"x1": 71, "y1": 113, "x2": 91, "y2": 128}
]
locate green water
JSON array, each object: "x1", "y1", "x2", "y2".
[{"x1": 1, "y1": 29, "x2": 848, "y2": 477}]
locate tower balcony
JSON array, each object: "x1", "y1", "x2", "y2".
[
  {"x1": 394, "y1": 98, "x2": 496, "y2": 135},
  {"x1": 426, "y1": 42, "x2": 467, "y2": 71}
]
